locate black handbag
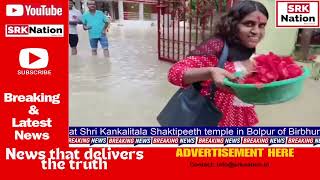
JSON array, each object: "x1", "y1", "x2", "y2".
[{"x1": 157, "y1": 42, "x2": 229, "y2": 126}]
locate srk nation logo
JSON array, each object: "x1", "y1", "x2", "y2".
[
  {"x1": 276, "y1": 0, "x2": 320, "y2": 27},
  {"x1": 5, "y1": 24, "x2": 64, "y2": 37}
]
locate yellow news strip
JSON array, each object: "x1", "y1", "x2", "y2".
[{"x1": 176, "y1": 148, "x2": 295, "y2": 158}]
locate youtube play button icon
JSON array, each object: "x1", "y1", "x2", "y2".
[
  {"x1": 19, "y1": 48, "x2": 49, "y2": 69},
  {"x1": 6, "y1": 4, "x2": 24, "y2": 16}
]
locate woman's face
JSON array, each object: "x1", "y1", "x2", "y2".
[{"x1": 237, "y1": 10, "x2": 268, "y2": 48}]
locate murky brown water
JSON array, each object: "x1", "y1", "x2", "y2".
[{"x1": 69, "y1": 22, "x2": 320, "y2": 126}]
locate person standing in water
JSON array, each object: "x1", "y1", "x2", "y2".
[
  {"x1": 69, "y1": 0, "x2": 82, "y2": 55},
  {"x1": 82, "y1": 0, "x2": 110, "y2": 57}
]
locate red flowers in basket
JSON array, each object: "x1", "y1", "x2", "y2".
[{"x1": 241, "y1": 52, "x2": 303, "y2": 84}]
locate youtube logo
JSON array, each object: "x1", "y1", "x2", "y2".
[
  {"x1": 6, "y1": 4, "x2": 62, "y2": 17},
  {"x1": 19, "y1": 48, "x2": 48, "y2": 69},
  {"x1": 6, "y1": 4, "x2": 24, "y2": 16}
]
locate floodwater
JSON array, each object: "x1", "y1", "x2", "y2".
[{"x1": 69, "y1": 22, "x2": 320, "y2": 126}]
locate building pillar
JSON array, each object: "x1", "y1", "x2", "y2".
[
  {"x1": 108, "y1": 1, "x2": 114, "y2": 21},
  {"x1": 82, "y1": 0, "x2": 88, "y2": 12},
  {"x1": 139, "y1": 2, "x2": 144, "y2": 20},
  {"x1": 118, "y1": 0, "x2": 124, "y2": 22}
]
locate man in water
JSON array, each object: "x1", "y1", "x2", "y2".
[
  {"x1": 69, "y1": 0, "x2": 82, "y2": 55},
  {"x1": 82, "y1": 0, "x2": 110, "y2": 57}
]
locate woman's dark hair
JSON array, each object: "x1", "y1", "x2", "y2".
[{"x1": 215, "y1": 0, "x2": 269, "y2": 45}]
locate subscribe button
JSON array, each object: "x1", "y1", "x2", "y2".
[{"x1": 18, "y1": 48, "x2": 52, "y2": 76}]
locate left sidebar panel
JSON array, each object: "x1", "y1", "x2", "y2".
[{"x1": 0, "y1": 0, "x2": 69, "y2": 177}]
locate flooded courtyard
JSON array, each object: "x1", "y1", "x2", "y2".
[{"x1": 69, "y1": 22, "x2": 320, "y2": 126}]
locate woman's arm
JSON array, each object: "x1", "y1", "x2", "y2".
[
  {"x1": 183, "y1": 67, "x2": 214, "y2": 84},
  {"x1": 184, "y1": 67, "x2": 235, "y2": 87},
  {"x1": 168, "y1": 56, "x2": 235, "y2": 87},
  {"x1": 168, "y1": 39, "x2": 235, "y2": 87}
]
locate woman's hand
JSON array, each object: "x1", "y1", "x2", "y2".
[
  {"x1": 248, "y1": 54, "x2": 258, "y2": 72},
  {"x1": 240, "y1": 58, "x2": 257, "y2": 75},
  {"x1": 210, "y1": 67, "x2": 236, "y2": 87}
]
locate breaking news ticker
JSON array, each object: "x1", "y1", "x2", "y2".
[{"x1": 1, "y1": 0, "x2": 320, "y2": 179}]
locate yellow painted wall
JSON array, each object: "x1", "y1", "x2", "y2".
[{"x1": 256, "y1": 0, "x2": 299, "y2": 56}]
